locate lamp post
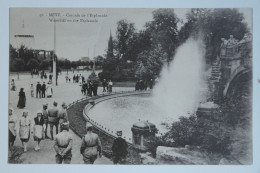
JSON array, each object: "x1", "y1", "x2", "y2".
[
  {"x1": 53, "y1": 20, "x2": 57, "y2": 86},
  {"x1": 93, "y1": 45, "x2": 96, "y2": 72}
]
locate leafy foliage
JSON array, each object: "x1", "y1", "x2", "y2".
[
  {"x1": 179, "y1": 8, "x2": 249, "y2": 62},
  {"x1": 163, "y1": 113, "x2": 233, "y2": 155},
  {"x1": 145, "y1": 9, "x2": 180, "y2": 62},
  {"x1": 88, "y1": 71, "x2": 100, "y2": 85},
  {"x1": 135, "y1": 44, "x2": 168, "y2": 79}
]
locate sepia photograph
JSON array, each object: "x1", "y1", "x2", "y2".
[{"x1": 8, "y1": 8, "x2": 252, "y2": 165}]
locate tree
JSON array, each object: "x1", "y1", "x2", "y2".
[
  {"x1": 179, "y1": 8, "x2": 249, "y2": 62},
  {"x1": 114, "y1": 19, "x2": 136, "y2": 61},
  {"x1": 94, "y1": 55, "x2": 105, "y2": 67},
  {"x1": 145, "y1": 9, "x2": 180, "y2": 62},
  {"x1": 26, "y1": 59, "x2": 40, "y2": 70},
  {"x1": 12, "y1": 58, "x2": 25, "y2": 72},
  {"x1": 135, "y1": 44, "x2": 168, "y2": 80},
  {"x1": 88, "y1": 71, "x2": 99, "y2": 85},
  {"x1": 106, "y1": 33, "x2": 114, "y2": 60},
  {"x1": 206, "y1": 8, "x2": 249, "y2": 60},
  {"x1": 39, "y1": 59, "x2": 50, "y2": 70}
]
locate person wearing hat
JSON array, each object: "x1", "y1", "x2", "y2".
[
  {"x1": 58, "y1": 102, "x2": 69, "y2": 130},
  {"x1": 48, "y1": 101, "x2": 59, "y2": 140},
  {"x1": 33, "y1": 110, "x2": 45, "y2": 151},
  {"x1": 111, "y1": 131, "x2": 128, "y2": 164},
  {"x1": 19, "y1": 110, "x2": 32, "y2": 152},
  {"x1": 80, "y1": 122, "x2": 102, "y2": 164},
  {"x1": 53, "y1": 122, "x2": 73, "y2": 164},
  {"x1": 42, "y1": 104, "x2": 50, "y2": 139},
  {"x1": 9, "y1": 108, "x2": 17, "y2": 148}
]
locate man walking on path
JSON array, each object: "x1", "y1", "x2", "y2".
[
  {"x1": 41, "y1": 82, "x2": 46, "y2": 98},
  {"x1": 80, "y1": 123, "x2": 102, "y2": 164},
  {"x1": 48, "y1": 101, "x2": 59, "y2": 140},
  {"x1": 42, "y1": 104, "x2": 50, "y2": 139},
  {"x1": 36, "y1": 82, "x2": 42, "y2": 98},
  {"x1": 59, "y1": 102, "x2": 68, "y2": 129},
  {"x1": 111, "y1": 131, "x2": 128, "y2": 164},
  {"x1": 54, "y1": 122, "x2": 73, "y2": 164}
]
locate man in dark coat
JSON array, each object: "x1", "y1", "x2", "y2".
[
  {"x1": 93, "y1": 82, "x2": 98, "y2": 96},
  {"x1": 102, "y1": 79, "x2": 107, "y2": 92},
  {"x1": 41, "y1": 82, "x2": 46, "y2": 98},
  {"x1": 87, "y1": 82, "x2": 92, "y2": 97},
  {"x1": 36, "y1": 82, "x2": 42, "y2": 98},
  {"x1": 82, "y1": 82, "x2": 87, "y2": 95},
  {"x1": 111, "y1": 131, "x2": 128, "y2": 164}
]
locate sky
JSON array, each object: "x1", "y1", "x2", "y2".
[{"x1": 9, "y1": 8, "x2": 252, "y2": 61}]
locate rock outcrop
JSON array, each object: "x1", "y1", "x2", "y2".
[{"x1": 156, "y1": 146, "x2": 210, "y2": 165}]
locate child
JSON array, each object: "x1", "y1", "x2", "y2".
[{"x1": 11, "y1": 79, "x2": 16, "y2": 91}]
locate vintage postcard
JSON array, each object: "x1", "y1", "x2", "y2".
[{"x1": 8, "y1": 8, "x2": 252, "y2": 165}]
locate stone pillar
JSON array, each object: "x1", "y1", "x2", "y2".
[
  {"x1": 131, "y1": 121, "x2": 157, "y2": 151},
  {"x1": 196, "y1": 102, "x2": 219, "y2": 121}
]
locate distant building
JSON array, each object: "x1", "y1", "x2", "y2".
[
  {"x1": 34, "y1": 50, "x2": 54, "y2": 61},
  {"x1": 81, "y1": 56, "x2": 90, "y2": 62},
  {"x1": 77, "y1": 66, "x2": 87, "y2": 70}
]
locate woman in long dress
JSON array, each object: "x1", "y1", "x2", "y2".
[
  {"x1": 9, "y1": 108, "x2": 17, "y2": 148},
  {"x1": 19, "y1": 110, "x2": 31, "y2": 152},
  {"x1": 33, "y1": 110, "x2": 45, "y2": 151},
  {"x1": 17, "y1": 88, "x2": 26, "y2": 108},
  {"x1": 46, "y1": 82, "x2": 53, "y2": 98}
]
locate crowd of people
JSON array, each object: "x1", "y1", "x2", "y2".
[
  {"x1": 16, "y1": 81, "x2": 53, "y2": 109},
  {"x1": 31, "y1": 70, "x2": 54, "y2": 82},
  {"x1": 72, "y1": 74, "x2": 84, "y2": 84},
  {"x1": 9, "y1": 101, "x2": 68, "y2": 152},
  {"x1": 9, "y1": 70, "x2": 138, "y2": 164},
  {"x1": 81, "y1": 81, "x2": 99, "y2": 97},
  {"x1": 9, "y1": 102, "x2": 129, "y2": 164},
  {"x1": 135, "y1": 78, "x2": 156, "y2": 91},
  {"x1": 11, "y1": 71, "x2": 115, "y2": 109}
]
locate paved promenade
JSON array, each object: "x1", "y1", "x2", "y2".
[{"x1": 9, "y1": 71, "x2": 133, "y2": 164}]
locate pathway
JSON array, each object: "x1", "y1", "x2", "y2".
[{"x1": 9, "y1": 71, "x2": 134, "y2": 164}]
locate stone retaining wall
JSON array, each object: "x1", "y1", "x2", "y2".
[{"x1": 82, "y1": 91, "x2": 151, "y2": 145}]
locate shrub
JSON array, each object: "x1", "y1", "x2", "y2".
[{"x1": 163, "y1": 114, "x2": 233, "y2": 155}]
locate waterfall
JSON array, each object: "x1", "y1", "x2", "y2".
[{"x1": 152, "y1": 38, "x2": 207, "y2": 121}]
